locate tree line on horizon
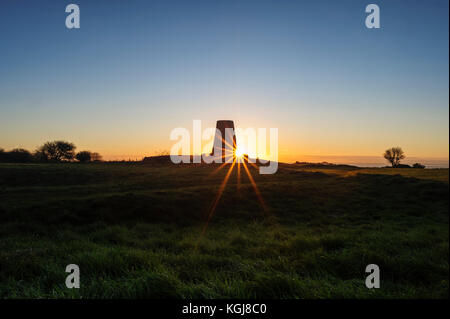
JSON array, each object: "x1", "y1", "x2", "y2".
[
  {"x1": 0, "y1": 143, "x2": 427, "y2": 168},
  {"x1": 0, "y1": 141, "x2": 102, "y2": 163}
]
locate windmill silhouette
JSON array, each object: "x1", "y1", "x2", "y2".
[{"x1": 211, "y1": 120, "x2": 236, "y2": 162}]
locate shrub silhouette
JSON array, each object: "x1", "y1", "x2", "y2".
[
  {"x1": 76, "y1": 151, "x2": 92, "y2": 163},
  {"x1": 383, "y1": 147, "x2": 405, "y2": 167},
  {"x1": 0, "y1": 148, "x2": 33, "y2": 163},
  {"x1": 395, "y1": 163, "x2": 411, "y2": 168},
  {"x1": 413, "y1": 163, "x2": 426, "y2": 169}
]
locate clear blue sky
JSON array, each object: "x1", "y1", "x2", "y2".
[{"x1": 0, "y1": 0, "x2": 448, "y2": 161}]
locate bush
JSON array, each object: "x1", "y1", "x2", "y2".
[
  {"x1": 75, "y1": 151, "x2": 102, "y2": 163},
  {"x1": 394, "y1": 164, "x2": 411, "y2": 168},
  {"x1": 0, "y1": 148, "x2": 33, "y2": 163},
  {"x1": 413, "y1": 163, "x2": 426, "y2": 169},
  {"x1": 76, "y1": 151, "x2": 92, "y2": 163}
]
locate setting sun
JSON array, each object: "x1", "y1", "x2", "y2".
[{"x1": 234, "y1": 145, "x2": 246, "y2": 158}]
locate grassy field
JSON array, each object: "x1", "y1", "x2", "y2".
[{"x1": 0, "y1": 162, "x2": 448, "y2": 298}]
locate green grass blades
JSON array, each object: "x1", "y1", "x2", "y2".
[{"x1": 0, "y1": 163, "x2": 448, "y2": 298}]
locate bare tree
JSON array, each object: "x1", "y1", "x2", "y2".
[{"x1": 383, "y1": 147, "x2": 405, "y2": 167}]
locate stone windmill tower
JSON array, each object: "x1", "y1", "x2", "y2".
[{"x1": 212, "y1": 120, "x2": 236, "y2": 162}]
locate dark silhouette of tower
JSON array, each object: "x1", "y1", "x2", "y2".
[{"x1": 212, "y1": 120, "x2": 236, "y2": 162}]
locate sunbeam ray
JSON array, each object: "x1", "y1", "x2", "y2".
[
  {"x1": 195, "y1": 159, "x2": 236, "y2": 250},
  {"x1": 242, "y1": 160, "x2": 269, "y2": 215}
]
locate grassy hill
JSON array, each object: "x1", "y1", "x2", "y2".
[{"x1": 0, "y1": 162, "x2": 448, "y2": 298}]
